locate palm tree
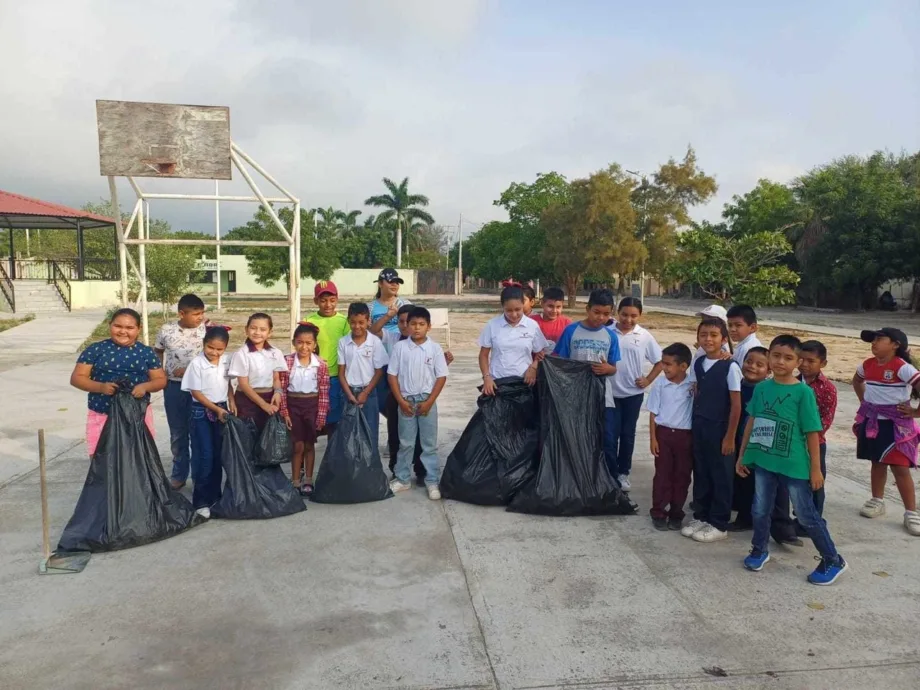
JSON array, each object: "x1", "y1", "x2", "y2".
[
  {"x1": 338, "y1": 209, "x2": 362, "y2": 241},
  {"x1": 364, "y1": 177, "x2": 434, "y2": 267}
]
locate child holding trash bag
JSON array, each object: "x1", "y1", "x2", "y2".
[
  {"x1": 338, "y1": 302, "x2": 388, "y2": 443},
  {"x1": 71, "y1": 308, "x2": 167, "y2": 456},
  {"x1": 479, "y1": 285, "x2": 547, "y2": 394},
  {"x1": 388, "y1": 307, "x2": 450, "y2": 499},
  {"x1": 181, "y1": 326, "x2": 236, "y2": 516},
  {"x1": 279, "y1": 322, "x2": 331, "y2": 497},
  {"x1": 228, "y1": 313, "x2": 287, "y2": 431}
]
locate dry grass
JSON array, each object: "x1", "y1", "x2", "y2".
[{"x1": 0, "y1": 314, "x2": 34, "y2": 334}]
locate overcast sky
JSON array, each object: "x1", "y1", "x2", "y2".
[{"x1": 1, "y1": 0, "x2": 917, "y2": 244}]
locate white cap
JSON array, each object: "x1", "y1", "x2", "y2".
[{"x1": 696, "y1": 304, "x2": 728, "y2": 323}]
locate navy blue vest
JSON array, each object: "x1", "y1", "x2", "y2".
[{"x1": 693, "y1": 358, "x2": 735, "y2": 422}]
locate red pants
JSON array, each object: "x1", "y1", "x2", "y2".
[{"x1": 651, "y1": 426, "x2": 694, "y2": 520}]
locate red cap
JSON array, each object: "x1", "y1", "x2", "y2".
[{"x1": 314, "y1": 280, "x2": 338, "y2": 298}]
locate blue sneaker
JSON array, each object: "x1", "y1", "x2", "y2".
[
  {"x1": 743, "y1": 548, "x2": 770, "y2": 571},
  {"x1": 807, "y1": 555, "x2": 848, "y2": 586}
]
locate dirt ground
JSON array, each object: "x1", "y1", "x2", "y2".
[{"x1": 163, "y1": 307, "x2": 866, "y2": 384}]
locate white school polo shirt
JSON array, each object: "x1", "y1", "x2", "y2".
[
  {"x1": 388, "y1": 337, "x2": 449, "y2": 397},
  {"x1": 609, "y1": 324, "x2": 663, "y2": 399},
  {"x1": 646, "y1": 375, "x2": 693, "y2": 430},
  {"x1": 732, "y1": 333, "x2": 764, "y2": 368},
  {"x1": 688, "y1": 357, "x2": 743, "y2": 391},
  {"x1": 181, "y1": 353, "x2": 231, "y2": 403},
  {"x1": 478, "y1": 315, "x2": 547, "y2": 379},
  {"x1": 337, "y1": 333, "x2": 388, "y2": 387},
  {"x1": 288, "y1": 354, "x2": 321, "y2": 394},
  {"x1": 228, "y1": 342, "x2": 287, "y2": 389}
]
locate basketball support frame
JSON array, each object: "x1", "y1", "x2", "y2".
[{"x1": 107, "y1": 142, "x2": 301, "y2": 344}]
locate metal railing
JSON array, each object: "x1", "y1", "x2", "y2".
[
  {"x1": 48, "y1": 260, "x2": 72, "y2": 311},
  {"x1": 0, "y1": 262, "x2": 14, "y2": 312},
  {"x1": 8, "y1": 258, "x2": 119, "y2": 281}
]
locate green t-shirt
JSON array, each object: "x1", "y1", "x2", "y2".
[
  {"x1": 306, "y1": 312, "x2": 350, "y2": 375},
  {"x1": 741, "y1": 379, "x2": 822, "y2": 480}
]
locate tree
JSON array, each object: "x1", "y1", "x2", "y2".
[
  {"x1": 139, "y1": 245, "x2": 198, "y2": 313},
  {"x1": 664, "y1": 225, "x2": 800, "y2": 306},
  {"x1": 628, "y1": 147, "x2": 717, "y2": 280},
  {"x1": 541, "y1": 169, "x2": 642, "y2": 306},
  {"x1": 364, "y1": 177, "x2": 434, "y2": 267},
  {"x1": 224, "y1": 206, "x2": 341, "y2": 285},
  {"x1": 466, "y1": 221, "x2": 535, "y2": 282},
  {"x1": 339, "y1": 215, "x2": 395, "y2": 269},
  {"x1": 720, "y1": 179, "x2": 805, "y2": 238}
]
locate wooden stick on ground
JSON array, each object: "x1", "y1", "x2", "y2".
[{"x1": 38, "y1": 429, "x2": 51, "y2": 561}]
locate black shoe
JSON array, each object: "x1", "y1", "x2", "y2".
[
  {"x1": 729, "y1": 520, "x2": 753, "y2": 532},
  {"x1": 668, "y1": 517, "x2": 683, "y2": 531},
  {"x1": 415, "y1": 474, "x2": 426, "y2": 487},
  {"x1": 794, "y1": 521, "x2": 810, "y2": 538},
  {"x1": 652, "y1": 517, "x2": 669, "y2": 531}
]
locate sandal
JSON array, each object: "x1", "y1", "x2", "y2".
[{"x1": 300, "y1": 483, "x2": 314, "y2": 497}]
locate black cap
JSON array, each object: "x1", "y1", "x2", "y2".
[
  {"x1": 376, "y1": 268, "x2": 404, "y2": 284},
  {"x1": 860, "y1": 327, "x2": 909, "y2": 348}
]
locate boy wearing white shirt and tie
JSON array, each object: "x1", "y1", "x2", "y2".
[
  {"x1": 387, "y1": 307, "x2": 449, "y2": 499},
  {"x1": 337, "y1": 302, "x2": 389, "y2": 446},
  {"x1": 647, "y1": 343, "x2": 695, "y2": 531}
]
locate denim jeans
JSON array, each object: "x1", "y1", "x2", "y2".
[
  {"x1": 395, "y1": 393, "x2": 440, "y2": 486},
  {"x1": 189, "y1": 402, "x2": 224, "y2": 509},
  {"x1": 752, "y1": 466, "x2": 838, "y2": 559},
  {"x1": 164, "y1": 380, "x2": 192, "y2": 482},
  {"x1": 608, "y1": 393, "x2": 644, "y2": 476},
  {"x1": 350, "y1": 385, "x2": 379, "y2": 449}
]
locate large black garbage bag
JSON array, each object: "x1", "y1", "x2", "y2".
[
  {"x1": 508, "y1": 358, "x2": 636, "y2": 516},
  {"x1": 58, "y1": 391, "x2": 201, "y2": 553},
  {"x1": 255, "y1": 414, "x2": 293, "y2": 467},
  {"x1": 441, "y1": 377, "x2": 538, "y2": 506},
  {"x1": 211, "y1": 416, "x2": 306, "y2": 519},
  {"x1": 312, "y1": 402, "x2": 392, "y2": 503}
]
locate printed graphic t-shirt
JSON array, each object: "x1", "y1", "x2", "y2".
[
  {"x1": 77, "y1": 339, "x2": 162, "y2": 414},
  {"x1": 553, "y1": 322, "x2": 621, "y2": 407},
  {"x1": 741, "y1": 379, "x2": 823, "y2": 480}
]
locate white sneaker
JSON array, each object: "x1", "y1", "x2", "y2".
[
  {"x1": 617, "y1": 474, "x2": 631, "y2": 491},
  {"x1": 904, "y1": 510, "x2": 920, "y2": 536},
  {"x1": 692, "y1": 524, "x2": 729, "y2": 543},
  {"x1": 680, "y1": 519, "x2": 708, "y2": 538},
  {"x1": 859, "y1": 497, "x2": 886, "y2": 518},
  {"x1": 195, "y1": 507, "x2": 211, "y2": 519},
  {"x1": 427, "y1": 485, "x2": 442, "y2": 501},
  {"x1": 389, "y1": 479, "x2": 412, "y2": 494}
]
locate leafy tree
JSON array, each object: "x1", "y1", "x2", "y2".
[
  {"x1": 720, "y1": 179, "x2": 805, "y2": 238},
  {"x1": 664, "y1": 226, "x2": 799, "y2": 306},
  {"x1": 448, "y1": 239, "x2": 476, "y2": 279},
  {"x1": 466, "y1": 221, "x2": 536, "y2": 282},
  {"x1": 541, "y1": 169, "x2": 642, "y2": 306},
  {"x1": 364, "y1": 177, "x2": 434, "y2": 266},
  {"x1": 224, "y1": 206, "x2": 341, "y2": 285},
  {"x1": 138, "y1": 245, "x2": 198, "y2": 312},
  {"x1": 628, "y1": 147, "x2": 717, "y2": 280},
  {"x1": 339, "y1": 215, "x2": 395, "y2": 269}
]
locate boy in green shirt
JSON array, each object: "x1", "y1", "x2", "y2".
[
  {"x1": 736, "y1": 335, "x2": 848, "y2": 585},
  {"x1": 306, "y1": 280, "x2": 350, "y2": 435}
]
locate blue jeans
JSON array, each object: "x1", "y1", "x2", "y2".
[
  {"x1": 395, "y1": 393, "x2": 440, "y2": 486},
  {"x1": 164, "y1": 380, "x2": 192, "y2": 482},
  {"x1": 326, "y1": 376, "x2": 344, "y2": 426},
  {"x1": 608, "y1": 393, "x2": 644, "y2": 476},
  {"x1": 189, "y1": 402, "x2": 224, "y2": 509},
  {"x1": 350, "y1": 385, "x2": 379, "y2": 448},
  {"x1": 752, "y1": 466, "x2": 838, "y2": 559}
]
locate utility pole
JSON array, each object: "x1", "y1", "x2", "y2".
[
  {"x1": 215, "y1": 180, "x2": 222, "y2": 310},
  {"x1": 458, "y1": 213, "x2": 463, "y2": 295}
]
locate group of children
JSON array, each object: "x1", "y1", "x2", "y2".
[
  {"x1": 490, "y1": 287, "x2": 920, "y2": 586},
  {"x1": 69, "y1": 276, "x2": 920, "y2": 587}
]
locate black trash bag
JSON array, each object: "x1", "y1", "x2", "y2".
[
  {"x1": 312, "y1": 402, "x2": 392, "y2": 504},
  {"x1": 58, "y1": 391, "x2": 202, "y2": 553},
  {"x1": 441, "y1": 377, "x2": 539, "y2": 506},
  {"x1": 508, "y1": 357, "x2": 636, "y2": 516},
  {"x1": 210, "y1": 415, "x2": 306, "y2": 519},
  {"x1": 255, "y1": 414, "x2": 293, "y2": 467}
]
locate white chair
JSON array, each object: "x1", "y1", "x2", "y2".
[{"x1": 428, "y1": 308, "x2": 450, "y2": 349}]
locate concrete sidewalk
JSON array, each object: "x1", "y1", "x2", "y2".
[
  {"x1": 1, "y1": 354, "x2": 919, "y2": 689},
  {"x1": 0, "y1": 309, "x2": 105, "y2": 371}
]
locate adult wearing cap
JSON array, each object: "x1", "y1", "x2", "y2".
[
  {"x1": 370, "y1": 268, "x2": 412, "y2": 335},
  {"x1": 306, "y1": 280, "x2": 350, "y2": 436},
  {"x1": 854, "y1": 327, "x2": 920, "y2": 535}
]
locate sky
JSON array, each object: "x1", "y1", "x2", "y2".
[{"x1": 1, "y1": 0, "x2": 918, "y2": 245}]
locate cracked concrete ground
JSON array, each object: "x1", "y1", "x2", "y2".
[{"x1": 2, "y1": 331, "x2": 919, "y2": 688}]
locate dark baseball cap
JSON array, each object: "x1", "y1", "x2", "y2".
[
  {"x1": 376, "y1": 268, "x2": 404, "y2": 284},
  {"x1": 860, "y1": 327, "x2": 909, "y2": 347}
]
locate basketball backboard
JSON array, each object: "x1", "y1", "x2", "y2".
[{"x1": 96, "y1": 100, "x2": 232, "y2": 180}]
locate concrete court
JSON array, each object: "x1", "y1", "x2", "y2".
[{"x1": 2, "y1": 352, "x2": 920, "y2": 690}]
